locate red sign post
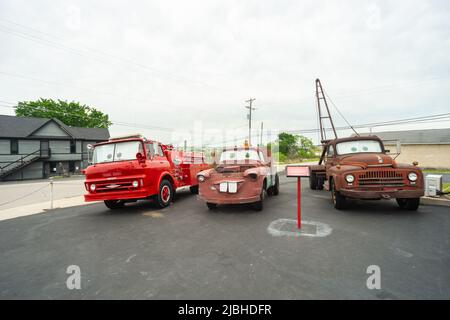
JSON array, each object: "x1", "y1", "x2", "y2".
[{"x1": 286, "y1": 165, "x2": 310, "y2": 229}]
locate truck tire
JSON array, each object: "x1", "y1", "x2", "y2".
[
  {"x1": 309, "y1": 172, "x2": 317, "y2": 190},
  {"x1": 316, "y1": 176, "x2": 324, "y2": 190},
  {"x1": 189, "y1": 185, "x2": 199, "y2": 194},
  {"x1": 331, "y1": 180, "x2": 346, "y2": 210},
  {"x1": 157, "y1": 179, "x2": 174, "y2": 208},
  {"x1": 267, "y1": 174, "x2": 280, "y2": 196},
  {"x1": 206, "y1": 202, "x2": 217, "y2": 210},
  {"x1": 272, "y1": 174, "x2": 280, "y2": 196},
  {"x1": 104, "y1": 200, "x2": 125, "y2": 209},
  {"x1": 396, "y1": 198, "x2": 420, "y2": 211},
  {"x1": 252, "y1": 187, "x2": 265, "y2": 211}
]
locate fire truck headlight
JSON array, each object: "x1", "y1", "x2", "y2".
[
  {"x1": 198, "y1": 175, "x2": 205, "y2": 182},
  {"x1": 132, "y1": 180, "x2": 139, "y2": 188},
  {"x1": 90, "y1": 184, "x2": 96, "y2": 191},
  {"x1": 345, "y1": 174, "x2": 355, "y2": 183},
  {"x1": 408, "y1": 172, "x2": 418, "y2": 181}
]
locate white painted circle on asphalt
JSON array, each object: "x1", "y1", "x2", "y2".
[{"x1": 267, "y1": 219, "x2": 332, "y2": 238}]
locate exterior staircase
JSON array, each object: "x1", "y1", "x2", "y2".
[{"x1": 0, "y1": 149, "x2": 50, "y2": 180}]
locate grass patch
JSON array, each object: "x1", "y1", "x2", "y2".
[
  {"x1": 443, "y1": 182, "x2": 450, "y2": 192},
  {"x1": 423, "y1": 169, "x2": 450, "y2": 174},
  {"x1": 277, "y1": 158, "x2": 319, "y2": 165}
]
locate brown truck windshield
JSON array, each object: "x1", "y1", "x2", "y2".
[{"x1": 335, "y1": 140, "x2": 382, "y2": 155}]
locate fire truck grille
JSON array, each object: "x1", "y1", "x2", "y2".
[
  {"x1": 96, "y1": 181, "x2": 134, "y2": 192},
  {"x1": 357, "y1": 171, "x2": 405, "y2": 187}
]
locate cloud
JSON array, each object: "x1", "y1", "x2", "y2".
[{"x1": 0, "y1": 0, "x2": 449, "y2": 145}]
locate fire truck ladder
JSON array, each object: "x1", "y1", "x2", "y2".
[{"x1": 316, "y1": 78, "x2": 337, "y2": 144}]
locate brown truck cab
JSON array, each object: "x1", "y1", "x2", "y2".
[{"x1": 309, "y1": 136, "x2": 424, "y2": 210}]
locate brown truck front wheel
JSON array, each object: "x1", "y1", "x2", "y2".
[
  {"x1": 396, "y1": 198, "x2": 420, "y2": 211},
  {"x1": 331, "y1": 180, "x2": 346, "y2": 210}
]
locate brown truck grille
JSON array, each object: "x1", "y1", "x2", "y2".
[{"x1": 357, "y1": 171, "x2": 405, "y2": 187}]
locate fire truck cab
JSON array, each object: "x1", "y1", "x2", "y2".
[{"x1": 83, "y1": 134, "x2": 210, "y2": 209}]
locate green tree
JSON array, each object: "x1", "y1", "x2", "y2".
[
  {"x1": 298, "y1": 135, "x2": 317, "y2": 158},
  {"x1": 277, "y1": 132, "x2": 299, "y2": 156},
  {"x1": 275, "y1": 132, "x2": 318, "y2": 160},
  {"x1": 15, "y1": 98, "x2": 112, "y2": 128}
]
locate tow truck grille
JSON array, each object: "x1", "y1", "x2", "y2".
[{"x1": 357, "y1": 171, "x2": 405, "y2": 187}]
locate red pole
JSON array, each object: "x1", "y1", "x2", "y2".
[{"x1": 297, "y1": 177, "x2": 301, "y2": 229}]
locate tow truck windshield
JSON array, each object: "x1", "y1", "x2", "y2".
[
  {"x1": 220, "y1": 149, "x2": 262, "y2": 163},
  {"x1": 93, "y1": 141, "x2": 144, "y2": 164},
  {"x1": 336, "y1": 140, "x2": 383, "y2": 155}
]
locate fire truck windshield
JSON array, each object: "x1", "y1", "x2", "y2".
[
  {"x1": 93, "y1": 141, "x2": 144, "y2": 164},
  {"x1": 336, "y1": 140, "x2": 382, "y2": 155}
]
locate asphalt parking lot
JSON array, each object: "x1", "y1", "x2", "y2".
[{"x1": 0, "y1": 175, "x2": 449, "y2": 299}]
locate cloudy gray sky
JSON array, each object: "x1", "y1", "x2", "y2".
[{"x1": 0, "y1": 0, "x2": 449, "y2": 146}]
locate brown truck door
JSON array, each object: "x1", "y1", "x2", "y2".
[{"x1": 325, "y1": 145, "x2": 336, "y2": 170}]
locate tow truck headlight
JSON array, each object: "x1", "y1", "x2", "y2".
[
  {"x1": 132, "y1": 180, "x2": 139, "y2": 188},
  {"x1": 408, "y1": 172, "x2": 418, "y2": 182},
  {"x1": 345, "y1": 174, "x2": 355, "y2": 183},
  {"x1": 90, "y1": 184, "x2": 96, "y2": 191},
  {"x1": 198, "y1": 175, "x2": 205, "y2": 182}
]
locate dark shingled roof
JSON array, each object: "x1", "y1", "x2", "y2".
[
  {"x1": 355, "y1": 128, "x2": 450, "y2": 145},
  {"x1": 0, "y1": 114, "x2": 109, "y2": 140}
]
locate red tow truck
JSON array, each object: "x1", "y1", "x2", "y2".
[{"x1": 83, "y1": 134, "x2": 210, "y2": 209}]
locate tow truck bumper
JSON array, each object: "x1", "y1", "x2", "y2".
[
  {"x1": 197, "y1": 193, "x2": 260, "y2": 205},
  {"x1": 339, "y1": 188, "x2": 424, "y2": 200}
]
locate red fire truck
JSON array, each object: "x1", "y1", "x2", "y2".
[{"x1": 83, "y1": 134, "x2": 210, "y2": 209}]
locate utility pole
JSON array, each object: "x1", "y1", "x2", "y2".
[
  {"x1": 260, "y1": 122, "x2": 263, "y2": 147},
  {"x1": 245, "y1": 98, "x2": 256, "y2": 146}
]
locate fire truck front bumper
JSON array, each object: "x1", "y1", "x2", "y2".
[
  {"x1": 339, "y1": 188, "x2": 424, "y2": 200},
  {"x1": 84, "y1": 189, "x2": 150, "y2": 202}
]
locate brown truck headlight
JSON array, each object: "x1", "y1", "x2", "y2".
[
  {"x1": 248, "y1": 173, "x2": 258, "y2": 180},
  {"x1": 408, "y1": 172, "x2": 418, "y2": 182},
  {"x1": 198, "y1": 175, "x2": 205, "y2": 182},
  {"x1": 345, "y1": 174, "x2": 355, "y2": 183}
]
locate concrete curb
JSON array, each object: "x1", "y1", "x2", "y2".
[
  {"x1": 420, "y1": 196, "x2": 450, "y2": 207},
  {"x1": 0, "y1": 196, "x2": 93, "y2": 222}
]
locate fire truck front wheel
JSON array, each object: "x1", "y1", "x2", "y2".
[
  {"x1": 157, "y1": 179, "x2": 174, "y2": 208},
  {"x1": 104, "y1": 200, "x2": 125, "y2": 209},
  {"x1": 190, "y1": 185, "x2": 199, "y2": 194},
  {"x1": 396, "y1": 198, "x2": 420, "y2": 211}
]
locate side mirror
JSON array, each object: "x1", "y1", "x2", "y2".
[{"x1": 136, "y1": 152, "x2": 145, "y2": 163}]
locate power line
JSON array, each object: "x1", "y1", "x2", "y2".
[{"x1": 323, "y1": 89, "x2": 359, "y2": 136}]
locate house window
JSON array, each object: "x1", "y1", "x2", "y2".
[
  {"x1": 10, "y1": 139, "x2": 18, "y2": 155},
  {"x1": 70, "y1": 140, "x2": 76, "y2": 154}
]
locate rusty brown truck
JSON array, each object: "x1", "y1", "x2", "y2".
[
  {"x1": 309, "y1": 136, "x2": 424, "y2": 210},
  {"x1": 309, "y1": 79, "x2": 424, "y2": 210}
]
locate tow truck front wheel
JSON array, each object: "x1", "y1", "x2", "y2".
[
  {"x1": 331, "y1": 180, "x2": 346, "y2": 210},
  {"x1": 104, "y1": 200, "x2": 125, "y2": 209},
  {"x1": 396, "y1": 198, "x2": 420, "y2": 211},
  {"x1": 252, "y1": 186, "x2": 266, "y2": 211},
  {"x1": 157, "y1": 179, "x2": 174, "y2": 208}
]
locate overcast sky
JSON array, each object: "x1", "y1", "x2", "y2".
[{"x1": 0, "y1": 0, "x2": 449, "y2": 146}]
